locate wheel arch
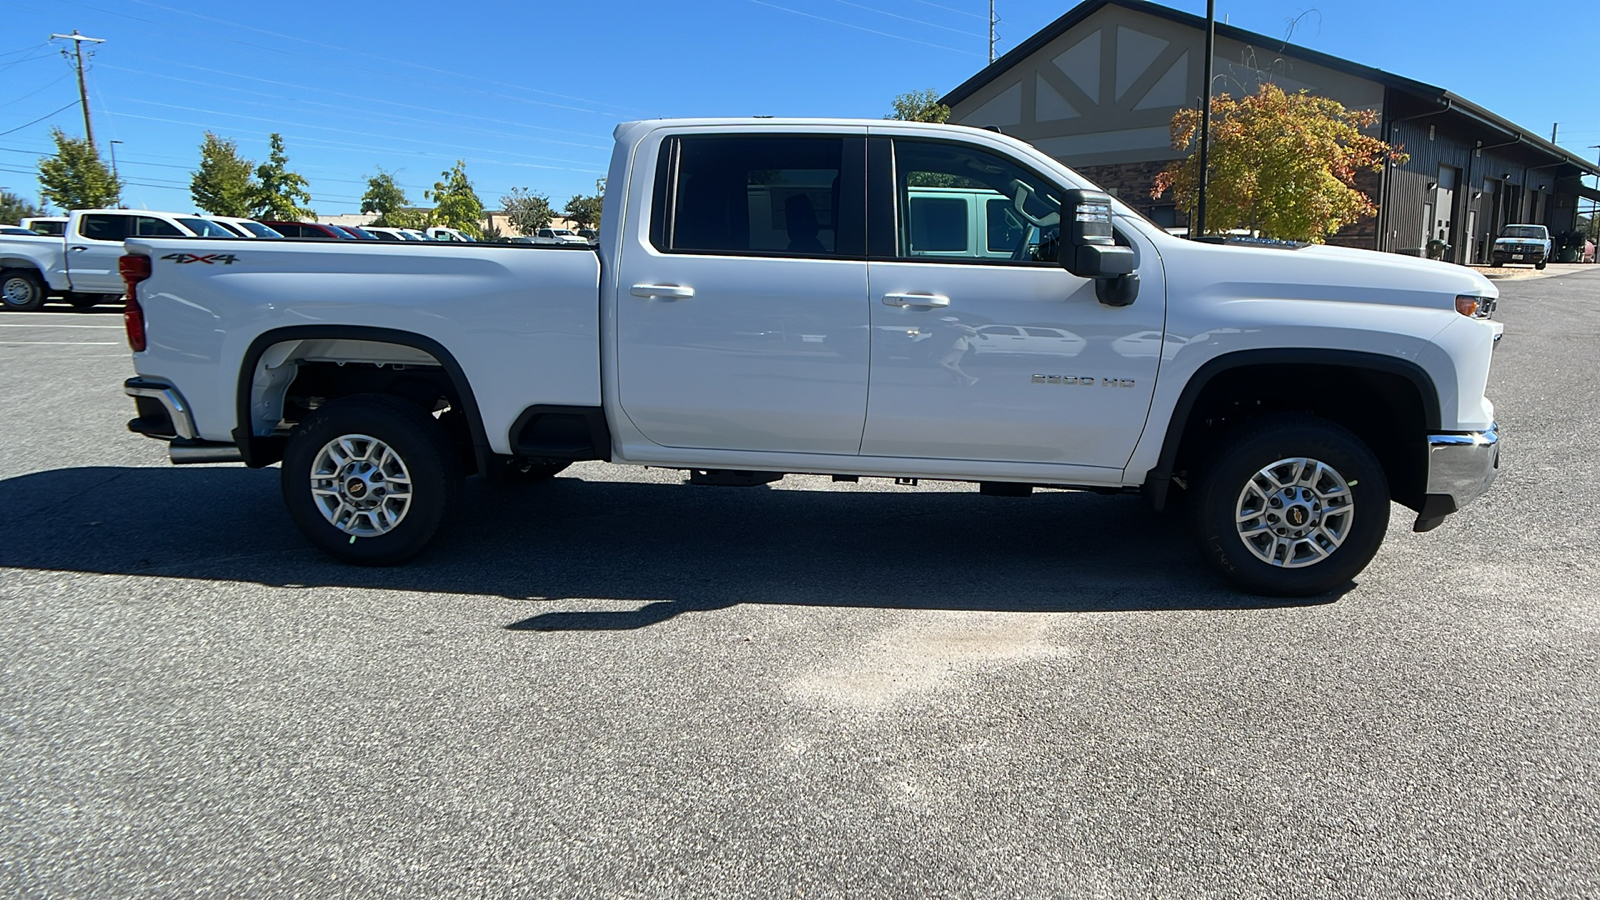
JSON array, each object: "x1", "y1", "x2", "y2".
[
  {"x1": 233, "y1": 325, "x2": 492, "y2": 475},
  {"x1": 1146, "y1": 349, "x2": 1441, "y2": 512}
]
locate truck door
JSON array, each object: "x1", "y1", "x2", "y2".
[
  {"x1": 613, "y1": 130, "x2": 870, "y2": 455},
  {"x1": 860, "y1": 135, "x2": 1165, "y2": 469},
  {"x1": 69, "y1": 213, "x2": 186, "y2": 294}
]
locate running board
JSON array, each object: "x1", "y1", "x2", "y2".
[{"x1": 169, "y1": 441, "x2": 245, "y2": 465}]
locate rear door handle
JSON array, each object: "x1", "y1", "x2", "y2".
[
  {"x1": 631, "y1": 283, "x2": 694, "y2": 300},
  {"x1": 69, "y1": 246, "x2": 87, "y2": 252},
  {"x1": 882, "y1": 292, "x2": 950, "y2": 309}
]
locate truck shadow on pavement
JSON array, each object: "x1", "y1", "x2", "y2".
[{"x1": 0, "y1": 466, "x2": 1343, "y2": 628}]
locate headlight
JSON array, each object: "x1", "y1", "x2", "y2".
[{"x1": 1456, "y1": 295, "x2": 1495, "y2": 318}]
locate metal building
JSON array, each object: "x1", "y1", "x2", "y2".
[{"x1": 941, "y1": 0, "x2": 1600, "y2": 263}]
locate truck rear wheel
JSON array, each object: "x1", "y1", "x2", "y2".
[
  {"x1": 280, "y1": 395, "x2": 460, "y2": 565},
  {"x1": 1190, "y1": 414, "x2": 1389, "y2": 597},
  {"x1": 1, "y1": 269, "x2": 47, "y2": 312}
]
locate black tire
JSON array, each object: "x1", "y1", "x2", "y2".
[
  {"x1": 1, "y1": 269, "x2": 47, "y2": 312},
  {"x1": 280, "y1": 394, "x2": 460, "y2": 565},
  {"x1": 504, "y1": 459, "x2": 570, "y2": 482},
  {"x1": 1190, "y1": 414, "x2": 1389, "y2": 597},
  {"x1": 1535, "y1": 261, "x2": 1547, "y2": 270},
  {"x1": 1491, "y1": 261, "x2": 1502, "y2": 268}
]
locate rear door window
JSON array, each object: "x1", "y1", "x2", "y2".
[
  {"x1": 651, "y1": 134, "x2": 863, "y2": 258},
  {"x1": 79, "y1": 214, "x2": 134, "y2": 242}
]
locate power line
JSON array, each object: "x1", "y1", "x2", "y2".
[
  {"x1": 828, "y1": 0, "x2": 985, "y2": 37},
  {"x1": 748, "y1": 0, "x2": 984, "y2": 56},
  {"x1": 0, "y1": 100, "x2": 81, "y2": 138}
]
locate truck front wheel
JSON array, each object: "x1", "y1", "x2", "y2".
[
  {"x1": 280, "y1": 395, "x2": 460, "y2": 565},
  {"x1": 1190, "y1": 415, "x2": 1389, "y2": 597},
  {"x1": 1, "y1": 269, "x2": 47, "y2": 311}
]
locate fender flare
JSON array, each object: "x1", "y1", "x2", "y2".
[
  {"x1": 1143, "y1": 348, "x2": 1442, "y2": 509},
  {"x1": 232, "y1": 325, "x2": 492, "y2": 474}
]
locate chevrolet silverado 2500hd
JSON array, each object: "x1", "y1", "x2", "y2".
[{"x1": 116, "y1": 118, "x2": 1502, "y2": 596}]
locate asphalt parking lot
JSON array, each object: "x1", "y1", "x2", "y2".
[{"x1": 3, "y1": 272, "x2": 1598, "y2": 898}]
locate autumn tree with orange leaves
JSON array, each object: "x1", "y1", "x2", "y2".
[{"x1": 1153, "y1": 83, "x2": 1407, "y2": 242}]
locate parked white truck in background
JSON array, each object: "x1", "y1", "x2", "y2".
[
  {"x1": 1, "y1": 208, "x2": 201, "y2": 310},
  {"x1": 1490, "y1": 224, "x2": 1551, "y2": 269},
  {"x1": 115, "y1": 118, "x2": 1502, "y2": 596}
]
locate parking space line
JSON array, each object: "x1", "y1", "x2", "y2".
[
  {"x1": 0, "y1": 341, "x2": 121, "y2": 345},
  {"x1": 0, "y1": 324, "x2": 126, "y2": 329}
]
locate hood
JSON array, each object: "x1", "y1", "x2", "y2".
[{"x1": 1160, "y1": 239, "x2": 1497, "y2": 311}]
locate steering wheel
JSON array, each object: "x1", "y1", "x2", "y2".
[{"x1": 1011, "y1": 180, "x2": 1061, "y2": 229}]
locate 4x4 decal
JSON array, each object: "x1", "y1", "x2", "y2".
[{"x1": 161, "y1": 252, "x2": 239, "y2": 265}]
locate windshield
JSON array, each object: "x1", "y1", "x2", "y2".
[{"x1": 1501, "y1": 226, "x2": 1547, "y2": 239}]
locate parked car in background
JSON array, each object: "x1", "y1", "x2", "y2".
[
  {"x1": 329, "y1": 225, "x2": 381, "y2": 240},
  {"x1": 0, "y1": 208, "x2": 200, "y2": 310},
  {"x1": 426, "y1": 226, "x2": 473, "y2": 242},
  {"x1": 1490, "y1": 224, "x2": 1551, "y2": 269},
  {"x1": 1, "y1": 226, "x2": 42, "y2": 235},
  {"x1": 531, "y1": 227, "x2": 588, "y2": 245},
  {"x1": 175, "y1": 216, "x2": 243, "y2": 238},
  {"x1": 399, "y1": 229, "x2": 433, "y2": 242},
  {"x1": 21, "y1": 216, "x2": 66, "y2": 237},
  {"x1": 577, "y1": 227, "x2": 599, "y2": 244},
  {"x1": 203, "y1": 216, "x2": 283, "y2": 238},
  {"x1": 261, "y1": 221, "x2": 354, "y2": 240},
  {"x1": 360, "y1": 227, "x2": 409, "y2": 242}
]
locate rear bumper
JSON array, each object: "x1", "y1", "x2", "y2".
[
  {"x1": 1414, "y1": 422, "x2": 1500, "y2": 531},
  {"x1": 124, "y1": 377, "x2": 243, "y2": 464}
]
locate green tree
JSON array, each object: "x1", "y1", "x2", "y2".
[
  {"x1": 37, "y1": 128, "x2": 121, "y2": 209},
  {"x1": 251, "y1": 133, "x2": 314, "y2": 220},
  {"x1": 0, "y1": 189, "x2": 45, "y2": 224},
  {"x1": 887, "y1": 89, "x2": 951, "y2": 124},
  {"x1": 1152, "y1": 83, "x2": 1407, "y2": 242},
  {"x1": 563, "y1": 179, "x2": 604, "y2": 231},
  {"x1": 425, "y1": 160, "x2": 484, "y2": 237},
  {"x1": 500, "y1": 186, "x2": 554, "y2": 236},
  {"x1": 360, "y1": 169, "x2": 420, "y2": 226},
  {"x1": 190, "y1": 132, "x2": 257, "y2": 216}
]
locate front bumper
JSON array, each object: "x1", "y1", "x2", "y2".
[
  {"x1": 1414, "y1": 422, "x2": 1500, "y2": 531},
  {"x1": 1491, "y1": 248, "x2": 1546, "y2": 264}
]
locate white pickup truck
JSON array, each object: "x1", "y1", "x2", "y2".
[
  {"x1": 115, "y1": 118, "x2": 1502, "y2": 596},
  {"x1": 1, "y1": 208, "x2": 201, "y2": 310}
]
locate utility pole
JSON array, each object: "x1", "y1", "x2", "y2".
[
  {"x1": 1194, "y1": 0, "x2": 1216, "y2": 239},
  {"x1": 988, "y1": 1, "x2": 998, "y2": 64},
  {"x1": 108, "y1": 139, "x2": 123, "y2": 183},
  {"x1": 1550, "y1": 123, "x2": 1558, "y2": 143},
  {"x1": 49, "y1": 30, "x2": 104, "y2": 150}
]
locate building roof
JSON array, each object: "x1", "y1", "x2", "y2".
[{"x1": 942, "y1": 0, "x2": 1598, "y2": 177}]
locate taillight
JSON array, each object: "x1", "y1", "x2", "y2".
[{"x1": 120, "y1": 255, "x2": 150, "y2": 352}]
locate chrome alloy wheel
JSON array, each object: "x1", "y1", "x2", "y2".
[
  {"x1": 1234, "y1": 457, "x2": 1354, "y2": 568},
  {"x1": 308, "y1": 434, "x2": 413, "y2": 537}
]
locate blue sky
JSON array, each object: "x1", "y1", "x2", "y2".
[{"x1": 2, "y1": 0, "x2": 1595, "y2": 216}]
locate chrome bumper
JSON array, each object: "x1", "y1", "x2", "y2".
[
  {"x1": 1416, "y1": 422, "x2": 1500, "y2": 531},
  {"x1": 124, "y1": 377, "x2": 198, "y2": 440}
]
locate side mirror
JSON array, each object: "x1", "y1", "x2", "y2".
[{"x1": 1061, "y1": 189, "x2": 1135, "y2": 279}]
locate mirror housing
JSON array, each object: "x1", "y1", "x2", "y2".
[{"x1": 1061, "y1": 189, "x2": 1135, "y2": 279}]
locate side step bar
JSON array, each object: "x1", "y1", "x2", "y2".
[{"x1": 169, "y1": 440, "x2": 245, "y2": 465}]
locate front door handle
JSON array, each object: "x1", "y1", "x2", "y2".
[
  {"x1": 69, "y1": 246, "x2": 87, "y2": 252},
  {"x1": 631, "y1": 283, "x2": 694, "y2": 300},
  {"x1": 882, "y1": 292, "x2": 950, "y2": 309}
]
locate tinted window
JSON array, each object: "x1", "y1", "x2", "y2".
[
  {"x1": 371, "y1": 230, "x2": 402, "y2": 241},
  {"x1": 656, "y1": 135, "x2": 847, "y2": 257},
  {"x1": 908, "y1": 196, "x2": 968, "y2": 253},
  {"x1": 80, "y1": 214, "x2": 134, "y2": 241},
  {"x1": 29, "y1": 220, "x2": 66, "y2": 236},
  {"x1": 1023, "y1": 327, "x2": 1063, "y2": 338},
  {"x1": 893, "y1": 140, "x2": 1061, "y2": 264},
  {"x1": 135, "y1": 217, "x2": 186, "y2": 237},
  {"x1": 982, "y1": 326, "x2": 1020, "y2": 336},
  {"x1": 178, "y1": 218, "x2": 238, "y2": 238},
  {"x1": 238, "y1": 221, "x2": 283, "y2": 238}
]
